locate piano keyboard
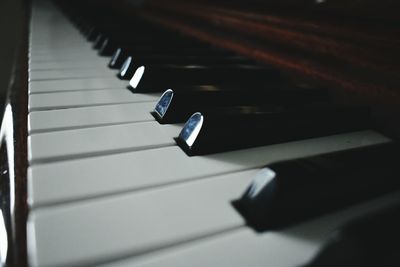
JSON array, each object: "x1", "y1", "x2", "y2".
[{"x1": 26, "y1": 1, "x2": 399, "y2": 266}]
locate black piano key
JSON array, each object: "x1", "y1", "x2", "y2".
[
  {"x1": 176, "y1": 105, "x2": 370, "y2": 156},
  {"x1": 109, "y1": 48, "x2": 126, "y2": 69},
  {"x1": 92, "y1": 33, "x2": 106, "y2": 49},
  {"x1": 128, "y1": 64, "x2": 280, "y2": 92},
  {"x1": 98, "y1": 37, "x2": 113, "y2": 56},
  {"x1": 80, "y1": 24, "x2": 94, "y2": 37},
  {"x1": 87, "y1": 20, "x2": 184, "y2": 46},
  {"x1": 86, "y1": 27, "x2": 100, "y2": 41},
  {"x1": 100, "y1": 34, "x2": 208, "y2": 56},
  {"x1": 117, "y1": 54, "x2": 254, "y2": 79},
  {"x1": 109, "y1": 48, "x2": 237, "y2": 69},
  {"x1": 232, "y1": 142, "x2": 400, "y2": 231},
  {"x1": 304, "y1": 203, "x2": 400, "y2": 267},
  {"x1": 153, "y1": 86, "x2": 328, "y2": 124},
  {"x1": 114, "y1": 45, "x2": 235, "y2": 75}
]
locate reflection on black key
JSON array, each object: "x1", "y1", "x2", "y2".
[
  {"x1": 305, "y1": 203, "x2": 400, "y2": 267},
  {"x1": 93, "y1": 34, "x2": 106, "y2": 49},
  {"x1": 153, "y1": 86, "x2": 328, "y2": 124},
  {"x1": 232, "y1": 143, "x2": 400, "y2": 231},
  {"x1": 128, "y1": 64, "x2": 280, "y2": 92},
  {"x1": 109, "y1": 48, "x2": 124, "y2": 68},
  {"x1": 87, "y1": 28, "x2": 100, "y2": 41},
  {"x1": 176, "y1": 105, "x2": 370, "y2": 156},
  {"x1": 98, "y1": 38, "x2": 113, "y2": 56}
]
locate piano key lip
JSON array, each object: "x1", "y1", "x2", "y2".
[
  {"x1": 108, "y1": 47, "x2": 122, "y2": 68},
  {"x1": 129, "y1": 66, "x2": 145, "y2": 89},
  {"x1": 154, "y1": 89, "x2": 174, "y2": 119},
  {"x1": 178, "y1": 112, "x2": 204, "y2": 148},
  {"x1": 118, "y1": 56, "x2": 132, "y2": 79}
]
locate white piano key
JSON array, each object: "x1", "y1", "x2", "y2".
[
  {"x1": 29, "y1": 48, "x2": 97, "y2": 56},
  {"x1": 28, "y1": 68, "x2": 116, "y2": 81},
  {"x1": 29, "y1": 42, "x2": 92, "y2": 53},
  {"x1": 29, "y1": 37, "x2": 88, "y2": 45},
  {"x1": 29, "y1": 43, "x2": 92, "y2": 52},
  {"x1": 107, "y1": 192, "x2": 400, "y2": 267},
  {"x1": 29, "y1": 58, "x2": 110, "y2": 70},
  {"x1": 28, "y1": 102, "x2": 157, "y2": 133},
  {"x1": 30, "y1": 33, "x2": 84, "y2": 43},
  {"x1": 28, "y1": 121, "x2": 181, "y2": 163},
  {"x1": 28, "y1": 48, "x2": 94, "y2": 56},
  {"x1": 27, "y1": 169, "x2": 256, "y2": 267},
  {"x1": 29, "y1": 77, "x2": 128, "y2": 93},
  {"x1": 29, "y1": 47, "x2": 92, "y2": 55},
  {"x1": 28, "y1": 89, "x2": 160, "y2": 111},
  {"x1": 125, "y1": 229, "x2": 318, "y2": 267},
  {"x1": 27, "y1": 130, "x2": 389, "y2": 208},
  {"x1": 29, "y1": 40, "x2": 89, "y2": 49},
  {"x1": 29, "y1": 52, "x2": 101, "y2": 62}
]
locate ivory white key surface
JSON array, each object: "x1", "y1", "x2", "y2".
[
  {"x1": 27, "y1": 169, "x2": 257, "y2": 267},
  {"x1": 28, "y1": 68, "x2": 116, "y2": 81},
  {"x1": 103, "y1": 192, "x2": 400, "y2": 267},
  {"x1": 28, "y1": 89, "x2": 160, "y2": 111},
  {"x1": 29, "y1": 52, "x2": 101, "y2": 61},
  {"x1": 29, "y1": 42, "x2": 91, "y2": 48},
  {"x1": 28, "y1": 121, "x2": 181, "y2": 163},
  {"x1": 28, "y1": 102, "x2": 156, "y2": 133},
  {"x1": 29, "y1": 44, "x2": 93, "y2": 53},
  {"x1": 27, "y1": 130, "x2": 389, "y2": 208},
  {"x1": 29, "y1": 41, "x2": 88, "y2": 48},
  {"x1": 30, "y1": 36, "x2": 85, "y2": 45},
  {"x1": 30, "y1": 43, "x2": 92, "y2": 54},
  {"x1": 29, "y1": 58, "x2": 111, "y2": 70},
  {"x1": 29, "y1": 43, "x2": 91, "y2": 51},
  {"x1": 29, "y1": 52, "x2": 101, "y2": 62},
  {"x1": 29, "y1": 50, "x2": 98, "y2": 58},
  {"x1": 29, "y1": 77, "x2": 127, "y2": 93},
  {"x1": 29, "y1": 43, "x2": 95, "y2": 52}
]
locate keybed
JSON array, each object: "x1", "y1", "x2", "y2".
[{"x1": 25, "y1": 1, "x2": 399, "y2": 267}]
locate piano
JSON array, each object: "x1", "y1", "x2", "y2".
[{"x1": 1, "y1": 0, "x2": 400, "y2": 266}]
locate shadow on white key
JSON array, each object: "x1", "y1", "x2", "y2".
[
  {"x1": 99, "y1": 192, "x2": 400, "y2": 267},
  {"x1": 27, "y1": 169, "x2": 255, "y2": 266},
  {"x1": 28, "y1": 121, "x2": 181, "y2": 163},
  {"x1": 27, "y1": 156, "x2": 400, "y2": 267},
  {"x1": 29, "y1": 58, "x2": 111, "y2": 71},
  {"x1": 28, "y1": 77, "x2": 128, "y2": 94},
  {"x1": 29, "y1": 68, "x2": 117, "y2": 81},
  {"x1": 28, "y1": 101, "x2": 157, "y2": 133},
  {"x1": 27, "y1": 130, "x2": 389, "y2": 208},
  {"x1": 29, "y1": 50, "x2": 101, "y2": 62},
  {"x1": 28, "y1": 89, "x2": 160, "y2": 111}
]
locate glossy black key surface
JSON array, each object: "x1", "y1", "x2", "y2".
[
  {"x1": 176, "y1": 105, "x2": 369, "y2": 156},
  {"x1": 232, "y1": 143, "x2": 400, "y2": 231},
  {"x1": 128, "y1": 64, "x2": 280, "y2": 92},
  {"x1": 113, "y1": 46, "x2": 235, "y2": 72},
  {"x1": 93, "y1": 33, "x2": 107, "y2": 49},
  {"x1": 117, "y1": 54, "x2": 253, "y2": 79},
  {"x1": 305, "y1": 203, "x2": 400, "y2": 267},
  {"x1": 153, "y1": 86, "x2": 328, "y2": 124},
  {"x1": 99, "y1": 34, "x2": 208, "y2": 56}
]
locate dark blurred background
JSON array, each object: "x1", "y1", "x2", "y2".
[{"x1": 0, "y1": 0, "x2": 24, "y2": 116}]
